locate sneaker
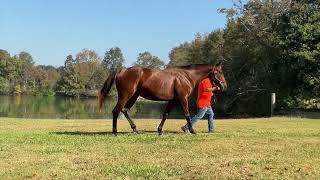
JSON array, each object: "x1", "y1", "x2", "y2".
[
  {"x1": 190, "y1": 129, "x2": 197, "y2": 134},
  {"x1": 181, "y1": 126, "x2": 188, "y2": 133}
]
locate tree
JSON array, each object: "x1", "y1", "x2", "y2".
[
  {"x1": 16, "y1": 52, "x2": 36, "y2": 93},
  {"x1": 0, "y1": 49, "x2": 10, "y2": 60},
  {"x1": 202, "y1": 30, "x2": 225, "y2": 64},
  {"x1": 0, "y1": 49, "x2": 11, "y2": 78},
  {"x1": 275, "y1": 0, "x2": 320, "y2": 107},
  {"x1": 38, "y1": 65, "x2": 60, "y2": 96},
  {"x1": 0, "y1": 77, "x2": 10, "y2": 94},
  {"x1": 168, "y1": 0, "x2": 320, "y2": 110},
  {"x1": 102, "y1": 47, "x2": 124, "y2": 71},
  {"x1": 134, "y1": 52, "x2": 165, "y2": 69},
  {"x1": 168, "y1": 42, "x2": 192, "y2": 66},
  {"x1": 18, "y1": 51, "x2": 34, "y2": 65},
  {"x1": 75, "y1": 49, "x2": 100, "y2": 63},
  {"x1": 0, "y1": 50, "x2": 11, "y2": 94},
  {"x1": 74, "y1": 49, "x2": 103, "y2": 95},
  {"x1": 28, "y1": 66, "x2": 48, "y2": 95},
  {"x1": 168, "y1": 31, "x2": 224, "y2": 67},
  {"x1": 57, "y1": 55, "x2": 83, "y2": 97},
  {"x1": 57, "y1": 50, "x2": 106, "y2": 97},
  {"x1": 168, "y1": 34, "x2": 204, "y2": 66},
  {"x1": 217, "y1": 0, "x2": 319, "y2": 109},
  {"x1": 0, "y1": 50, "x2": 21, "y2": 94}
]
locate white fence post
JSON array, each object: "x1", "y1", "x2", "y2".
[{"x1": 271, "y1": 93, "x2": 276, "y2": 116}]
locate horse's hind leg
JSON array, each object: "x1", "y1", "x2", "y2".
[
  {"x1": 121, "y1": 93, "x2": 139, "y2": 132},
  {"x1": 112, "y1": 97, "x2": 129, "y2": 135},
  {"x1": 158, "y1": 100, "x2": 176, "y2": 135}
]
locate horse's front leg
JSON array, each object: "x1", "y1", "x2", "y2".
[
  {"x1": 158, "y1": 100, "x2": 176, "y2": 135},
  {"x1": 179, "y1": 96, "x2": 196, "y2": 134}
]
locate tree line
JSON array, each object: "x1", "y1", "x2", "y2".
[
  {"x1": 169, "y1": 0, "x2": 319, "y2": 110},
  {"x1": 0, "y1": 48, "x2": 165, "y2": 97},
  {"x1": 0, "y1": 0, "x2": 319, "y2": 110}
]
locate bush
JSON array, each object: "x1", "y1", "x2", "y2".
[{"x1": 0, "y1": 77, "x2": 10, "y2": 94}]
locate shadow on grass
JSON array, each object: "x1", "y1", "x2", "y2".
[
  {"x1": 142, "y1": 130, "x2": 182, "y2": 134},
  {"x1": 53, "y1": 130, "x2": 183, "y2": 136},
  {"x1": 53, "y1": 131, "x2": 127, "y2": 136}
]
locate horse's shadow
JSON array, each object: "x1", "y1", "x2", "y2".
[
  {"x1": 53, "y1": 131, "x2": 122, "y2": 136},
  {"x1": 53, "y1": 130, "x2": 182, "y2": 136}
]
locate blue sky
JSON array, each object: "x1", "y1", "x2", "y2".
[{"x1": 0, "y1": 0, "x2": 234, "y2": 67}]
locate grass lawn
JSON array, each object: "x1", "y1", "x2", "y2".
[{"x1": 0, "y1": 117, "x2": 319, "y2": 179}]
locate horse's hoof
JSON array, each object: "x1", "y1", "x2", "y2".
[
  {"x1": 112, "y1": 130, "x2": 117, "y2": 136},
  {"x1": 181, "y1": 126, "x2": 188, "y2": 133}
]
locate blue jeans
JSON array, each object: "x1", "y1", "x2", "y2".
[{"x1": 184, "y1": 106, "x2": 214, "y2": 132}]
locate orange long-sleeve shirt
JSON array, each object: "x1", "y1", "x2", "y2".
[{"x1": 196, "y1": 78, "x2": 213, "y2": 107}]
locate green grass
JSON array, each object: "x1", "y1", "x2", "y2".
[{"x1": 0, "y1": 117, "x2": 319, "y2": 179}]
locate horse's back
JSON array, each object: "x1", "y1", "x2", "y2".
[
  {"x1": 116, "y1": 66, "x2": 178, "y2": 100},
  {"x1": 117, "y1": 66, "x2": 178, "y2": 83}
]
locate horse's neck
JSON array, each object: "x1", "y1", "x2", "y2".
[{"x1": 183, "y1": 66, "x2": 213, "y2": 87}]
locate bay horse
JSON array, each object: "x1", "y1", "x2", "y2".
[{"x1": 98, "y1": 63, "x2": 227, "y2": 135}]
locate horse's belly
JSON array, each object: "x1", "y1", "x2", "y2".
[
  {"x1": 139, "y1": 72, "x2": 175, "y2": 101},
  {"x1": 140, "y1": 87, "x2": 174, "y2": 101}
]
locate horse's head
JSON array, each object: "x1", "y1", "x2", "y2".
[{"x1": 209, "y1": 62, "x2": 227, "y2": 91}]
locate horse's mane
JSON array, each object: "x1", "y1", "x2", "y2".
[{"x1": 170, "y1": 64, "x2": 213, "y2": 69}]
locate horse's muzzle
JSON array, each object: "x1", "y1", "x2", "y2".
[{"x1": 220, "y1": 82, "x2": 227, "y2": 91}]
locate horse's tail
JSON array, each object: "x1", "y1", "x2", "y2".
[{"x1": 98, "y1": 70, "x2": 118, "y2": 112}]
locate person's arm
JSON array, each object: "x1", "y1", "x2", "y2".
[
  {"x1": 204, "y1": 86, "x2": 220, "y2": 92},
  {"x1": 202, "y1": 80, "x2": 220, "y2": 92}
]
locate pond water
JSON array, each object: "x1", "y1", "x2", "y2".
[{"x1": 0, "y1": 95, "x2": 182, "y2": 119}]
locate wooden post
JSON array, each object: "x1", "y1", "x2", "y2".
[{"x1": 271, "y1": 93, "x2": 276, "y2": 117}]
